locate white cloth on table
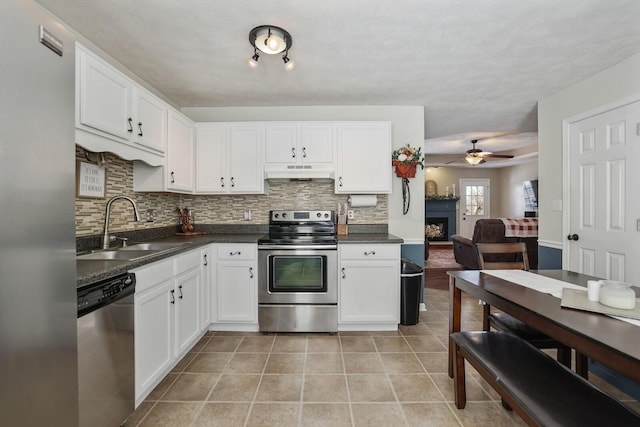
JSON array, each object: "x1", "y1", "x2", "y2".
[{"x1": 481, "y1": 270, "x2": 639, "y2": 327}]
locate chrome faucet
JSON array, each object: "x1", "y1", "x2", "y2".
[{"x1": 102, "y1": 195, "x2": 142, "y2": 249}]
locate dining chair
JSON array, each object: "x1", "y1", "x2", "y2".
[{"x1": 476, "y1": 242, "x2": 588, "y2": 378}]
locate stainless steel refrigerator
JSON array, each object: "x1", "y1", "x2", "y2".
[{"x1": 0, "y1": 0, "x2": 78, "y2": 425}]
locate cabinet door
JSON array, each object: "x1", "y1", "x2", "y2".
[
  {"x1": 228, "y1": 124, "x2": 264, "y2": 193},
  {"x1": 78, "y1": 48, "x2": 131, "y2": 140},
  {"x1": 336, "y1": 123, "x2": 392, "y2": 193},
  {"x1": 174, "y1": 267, "x2": 201, "y2": 356},
  {"x1": 133, "y1": 88, "x2": 166, "y2": 153},
  {"x1": 300, "y1": 124, "x2": 334, "y2": 164},
  {"x1": 265, "y1": 123, "x2": 298, "y2": 163},
  {"x1": 167, "y1": 110, "x2": 194, "y2": 192},
  {"x1": 135, "y1": 279, "x2": 174, "y2": 401},
  {"x1": 200, "y1": 247, "x2": 212, "y2": 330},
  {"x1": 339, "y1": 260, "x2": 399, "y2": 324},
  {"x1": 195, "y1": 124, "x2": 228, "y2": 193},
  {"x1": 216, "y1": 261, "x2": 257, "y2": 323}
]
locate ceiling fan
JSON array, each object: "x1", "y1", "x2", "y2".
[{"x1": 446, "y1": 138, "x2": 515, "y2": 166}]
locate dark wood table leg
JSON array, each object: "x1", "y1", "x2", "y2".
[{"x1": 449, "y1": 275, "x2": 461, "y2": 378}]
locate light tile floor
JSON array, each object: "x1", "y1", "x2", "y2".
[{"x1": 125, "y1": 288, "x2": 640, "y2": 426}]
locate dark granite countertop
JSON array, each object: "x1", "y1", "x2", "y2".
[
  {"x1": 337, "y1": 233, "x2": 404, "y2": 244},
  {"x1": 77, "y1": 233, "x2": 264, "y2": 288},
  {"x1": 77, "y1": 225, "x2": 402, "y2": 288}
]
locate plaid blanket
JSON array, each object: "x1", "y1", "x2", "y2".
[{"x1": 500, "y1": 217, "x2": 538, "y2": 238}]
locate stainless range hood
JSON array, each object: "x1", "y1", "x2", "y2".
[{"x1": 264, "y1": 164, "x2": 335, "y2": 180}]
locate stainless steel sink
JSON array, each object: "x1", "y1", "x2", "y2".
[
  {"x1": 77, "y1": 250, "x2": 157, "y2": 261},
  {"x1": 120, "y1": 242, "x2": 191, "y2": 251},
  {"x1": 77, "y1": 241, "x2": 193, "y2": 261}
]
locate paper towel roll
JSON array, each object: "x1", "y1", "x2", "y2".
[{"x1": 348, "y1": 195, "x2": 378, "y2": 207}]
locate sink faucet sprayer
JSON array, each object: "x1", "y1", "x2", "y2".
[{"x1": 102, "y1": 195, "x2": 142, "y2": 249}]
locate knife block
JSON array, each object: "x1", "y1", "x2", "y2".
[{"x1": 337, "y1": 224, "x2": 348, "y2": 235}]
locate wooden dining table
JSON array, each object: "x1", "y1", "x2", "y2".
[{"x1": 447, "y1": 269, "x2": 640, "y2": 385}]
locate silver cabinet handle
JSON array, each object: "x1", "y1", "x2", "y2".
[
  {"x1": 203, "y1": 254, "x2": 208, "y2": 266},
  {"x1": 127, "y1": 117, "x2": 133, "y2": 133},
  {"x1": 170, "y1": 171, "x2": 175, "y2": 183},
  {"x1": 249, "y1": 267, "x2": 254, "y2": 278},
  {"x1": 178, "y1": 285, "x2": 183, "y2": 299},
  {"x1": 291, "y1": 147, "x2": 296, "y2": 158},
  {"x1": 170, "y1": 289, "x2": 175, "y2": 304},
  {"x1": 230, "y1": 251, "x2": 241, "y2": 256},
  {"x1": 341, "y1": 267, "x2": 346, "y2": 279},
  {"x1": 364, "y1": 251, "x2": 376, "y2": 256},
  {"x1": 230, "y1": 177, "x2": 235, "y2": 187},
  {"x1": 220, "y1": 177, "x2": 225, "y2": 188},
  {"x1": 302, "y1": 147, "x2": 307, "y2": 158},
  {"x1": 338, "y1": 177, "x2": 343, "y2": 187},
  {"x1": 137, "y1": 122, "x2": 143, "y2": 137}
]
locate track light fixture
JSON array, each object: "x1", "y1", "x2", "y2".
[
  {"x1": 247, "y1": 47, "x2": 260, "y2": 69},
  {"x1": 248, "y1": 25, "x2": 295, "y2": 70}
]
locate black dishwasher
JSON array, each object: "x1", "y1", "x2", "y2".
[{"x1": 77, "y1": 273, "x2": 135, "y2": 427}]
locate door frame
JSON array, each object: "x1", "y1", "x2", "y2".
[{"x1": 561, "y1": 92, "x2": 640, "y2": 269}]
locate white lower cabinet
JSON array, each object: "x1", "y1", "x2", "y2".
[
  {"x1": 338, "y1": 244, "x2": 400, "y2": 331},
  {"x1": 210, "y1": 244, "x2": 258, "y2": 330},
  {"x1": 133, "y1": 248, "x2": 205, "y2": 405}
]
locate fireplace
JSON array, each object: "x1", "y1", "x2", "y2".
[{"x1": 426, "y1": 217, "x2": 448, "y2": 242}]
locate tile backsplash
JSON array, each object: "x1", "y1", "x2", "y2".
[{"x1": 75, "y1": 147, "x2": 388, "y2": 236}]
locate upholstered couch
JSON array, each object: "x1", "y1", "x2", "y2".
[{"x1": 451, "y1": 219, "x2": 538, "y2": 269}]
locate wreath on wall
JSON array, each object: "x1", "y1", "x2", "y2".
[
  {"x1": 391, "y1": 144, "x2": 425, "y2": 214},
  {"x1": 391, "y1": 144, "x2": 425, "y2": 178}
]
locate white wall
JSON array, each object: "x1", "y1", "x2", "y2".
[
  {"x1": 538, "y1": 52, "x2": 640, "y2": 245},
  {"x1": 183, "y1": 106, "x2": 425, "y2": 243},
  {"x1": 497, "y1": 160, "x2": 538, "y2": 218}
]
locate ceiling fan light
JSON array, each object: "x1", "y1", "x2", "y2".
[{"x1": 465, "y1": 155, "x2": 484, "y2": 166}]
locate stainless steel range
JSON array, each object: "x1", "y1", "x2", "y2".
[{"x1": 258, "y1": 210, "x2": 338, "y2": 332}]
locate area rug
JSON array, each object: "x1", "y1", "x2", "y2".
[{"x1": 424, "y1": 246, "x2": 464, "y2": 290}]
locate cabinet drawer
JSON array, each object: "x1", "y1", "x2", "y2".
[
  {"x1": 175, "y1": 249, "x2": 201, "y2": 274},
  {"x1": 131, "y1": 258, "x2": 173, "y2": 293},
  {"x1": 217, "y1": 244, "x2": 256, "y2": 260},
  {"x1": 340, "y1": 244, "x2": 399, "y2": 260}
]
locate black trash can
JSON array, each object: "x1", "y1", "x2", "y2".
[{"x1": 400, "y1": 258, "x2": 424, "y2": 325}]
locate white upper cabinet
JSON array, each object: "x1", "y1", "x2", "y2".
[
  {"x1": 228, "y1": 124, "x2": 264, "y2": 193},
  {"x1": 195, "y1": 123, "x2": 227, "y2": 193},
  {"x1": 133, "y1": 88, "x2": 167, "y2": 153},
  {"x1": 77, "y1": 47, "x2": 131, "y2": 140},
  {"x1": 75, "y1": 43, "x2": 166, "y2": 166},
  {"x1": 335, "y1": 122, "x2": 392, "y2": 194},
  {"x1": 265, "y1": 123, "x2": 335, "y2": 165},
  {"x1": 195, "y1": 123, "x2": 265, "y2": 194},
  {"x1": 166, "y1": 111, "x2": 195, "y2": 192},
  {"x1": 133, "y1": 110, "x2": 194, "y2": 193}
]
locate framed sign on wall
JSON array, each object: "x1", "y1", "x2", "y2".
[{"x1": 76, "y1": 160, "x2": 106, "y2": 198}]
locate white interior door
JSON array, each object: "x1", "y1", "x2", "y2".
[
  {"x1": 459, "y1": 179, "x2": 490, "y2": 238},
  {"x1": 566, "y1": 99, "x2": 640, "y2": 281}
]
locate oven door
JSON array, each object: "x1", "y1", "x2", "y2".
[{"x1": 258, "y1": 248, "x2": 337, "y2": 304}]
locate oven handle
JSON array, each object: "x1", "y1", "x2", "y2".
[{"x1": 258, "y1": 244, "x2": 337, "y2": 251}]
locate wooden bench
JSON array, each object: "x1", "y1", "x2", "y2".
[{"x1": 450, "y1": 331, "x2": 640, "y2": 426}]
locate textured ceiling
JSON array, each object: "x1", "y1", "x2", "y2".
[{"x1": 37, "y1": 0, "x2": 640, "y2": 160}]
